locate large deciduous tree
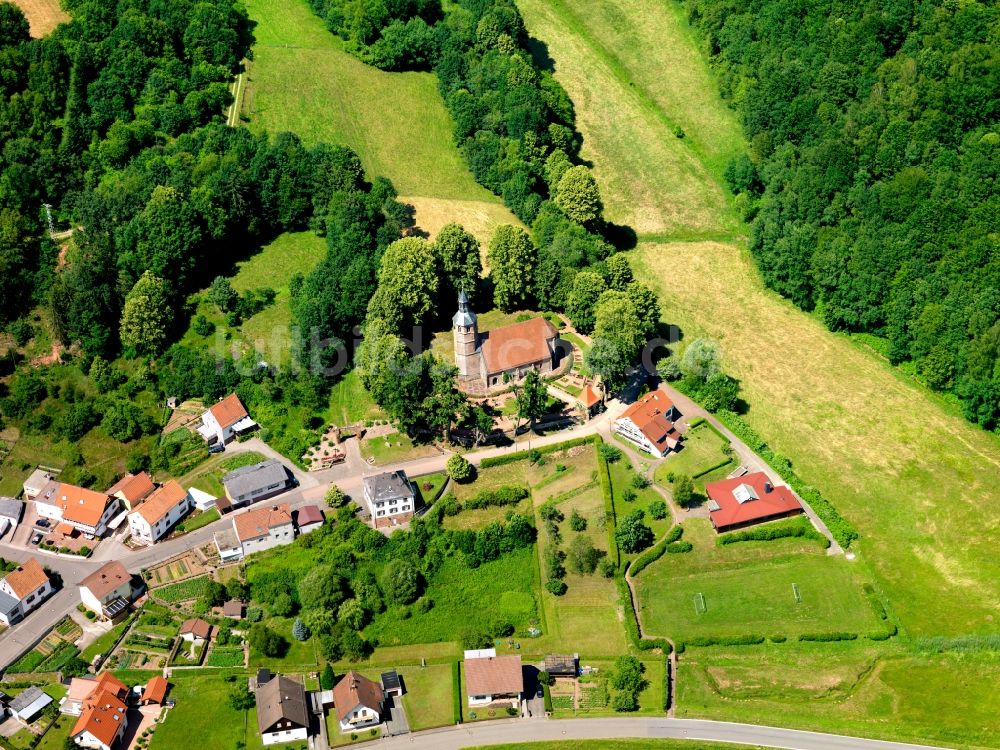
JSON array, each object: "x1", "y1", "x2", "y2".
[
  {"x1": 435, "y1": 222, "x2": 482, "y2": 297},
  {"x1": 555, "y1": 166, "x2": 602, "y2": 224},
  {"x1": 566, "y1": 271, "x2": 606, "y2": 334},
  {"x1": 367, "y1": 236, "x2": 440, "y2": 334},
  {"x1": 119, "y1": 271, "x2": 173, "y2": 355},
  {"x1": 488, "y1": 225, "x2": 536, "y2": 311}
]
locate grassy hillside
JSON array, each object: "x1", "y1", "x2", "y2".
[
  {"x1": 242, "y1": 0, "x2": 501, "y2": 204},
  {"x1": 516, "y1": 0, "x2": 1000, "y2": 639}
]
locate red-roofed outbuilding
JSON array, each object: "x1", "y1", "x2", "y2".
[{"x1": 705, "y1": 472, "x2": 803, "y2": 532}]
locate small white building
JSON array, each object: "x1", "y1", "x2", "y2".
[
  {"x1": 189, "y1": 487, "x2": 218, "y2": 512},
  {"x1": 127, "y1": 480, "x2": 192, "y2": 545},
  {"x1": 0, "y1": 497, "x2": 22, "y2": 538},
  {"x1": 178, "y1": 618, "x2": 212, "y2": 644},
  {"x1": 333, "y1": 672, "x2": 383, "y2": 732},
  {"x1": 463, "y1": 648, "x2": 523, "y2": 707},
  {"x1": 197, "y1": 393, "x2": 257, "y2": 447},
  {"x1": 234, "y1": 504, "x2": 294, "y2": 557},
  {"x1": 0, "y1": 558, "x2": 52, "y2": 626},
  {"x1": 222, "y1": 459, "x2": 294, "y2": 507},
  {"x1": 22, "y1": 469, "x2": 53, "y2": 500},
  {"x1": 255, "y1": 675, "x2": 309, "y2": 746},
  {"x1": 214, "y1": 528, "x2": 243, "y2": 563}
]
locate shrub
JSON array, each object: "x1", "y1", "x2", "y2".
[
  {"x1": 598, "y1": 444, "x2": 623, "y2": 463},
  {"x1": 672, "y1": 474, "x2": 694, "y2": 506},
  {"x1": 798, "y1": 632, "x2": 858, "y2": 642},
  {"x1": 648, "y1": 500, "x2": 667, "y2": 520},
  {"x1": 598, "y1": 559, "x2": 616, "y2": 577},
  {"x1": 684, "y1": 634, "x2": 766, "y2": 647},
  {"x1": 464, "y1": 485, "x2": 529, "y2": 510},
  {"x1": 769, "y1": 634, "x2": 787, "y2": 643},
  {"x1": 569, "y1": 510, "x2": 587, "y2": 531},
  {"x1": 292, "y1": 618, "x2": 310, "y2": 641},
  {"x1": 718, "y1": 518, "x2": 825, "y2": 546},
  {"x1": 546, "y1": 579, "x2": 568, "y2": 596},
  {"x1": 245, "y1": 607, "x2": 263, "y2": 623},
  {"x1": 446, "y1": 454, "x2": 474, "y2": 483},
  {"x1": 621, "y1": 488, "x2": 637, "y2": 503},
  {"x1": 666, "y1": 540, "x2": 693, "y2": 553},
  {"x1": 631, "y1": 474, "x2": 650, "y2": 489},
  {"x1": 324, "y1": 485, "x2": 347, "y2": 507}
]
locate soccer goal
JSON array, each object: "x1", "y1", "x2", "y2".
[
  {"x1": 694, "y1": 592, "x2": 707, "y2": 614},
  {"x1": 792, "y1": 583, "x2": 802, "y2": 603}
]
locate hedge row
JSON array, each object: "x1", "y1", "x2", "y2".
[
  {"x1": 663, "y1": 656, "x2": 672, "y2": 711},
  {"x1": 716, "y1": 409, "x2": 858, "y2": 548},
  {"x1": 678, "y1": 634, "x2": 766, "y2": 650},
  {"x1": 464, "y1": 485, "x2": 530, "y2": 510},
  {"x1": 718, "y1": 517, "x2": 828, "y2": 547},
  {"x1": 666, "y1": 540, "x2": 693, "y2": 553},
  {"x1": 597, "y1": 440, "x2": 620, "y2": 568},
  {"x1": 692, "y1": 457, "x2": 737, "y2": 479},
  {"x1": 452, "y1": 661, "x2": 463, "y2": 724},
  {"x1": 629, "y1": 540, "x2": 666, "y2": 577},
  {"x1": 798, "y1": 632, "x2": 858, "y2": 642},
  {"x1": 479, "y1": 435, "x2": 599, "y2": 468},
  {"x1": 542, "y1": 682, "x2": 554, "y2": 713}
]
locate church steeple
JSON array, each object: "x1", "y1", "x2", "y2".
[{"x1": 453, "y1": 291, "x2": 479, "y2": 377}]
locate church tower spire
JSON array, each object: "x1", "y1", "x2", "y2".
[{"x1": 453, "y1": 291, "x2": 479, "y2": 378}]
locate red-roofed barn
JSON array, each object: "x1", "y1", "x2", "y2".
[{"x1": 705, "y1": 472, "x2": 803, "y2": 532}]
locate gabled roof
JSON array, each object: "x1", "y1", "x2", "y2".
[
  {"x1": 208, "y1": 393, "x2": 249, "y2": 429},
  {"x1": 333, "y1": 671, "x2": 383, "y2": 722},
  {"x1": 233, "y1": 504, "x2": 292, "y2": 543},
  {"x1": 35, "y1": 482, "x2": 114, "y2": 528},
  {"x1": 0, "y1": 496, "x2": 23, "y2": 520},
  {"x1": 256, "y1": 675, "x2": 309, "y2": 734},
  {"x1": 481, "y1": 316, "x2": 558, "y2": 375},
  {"x1": 106, "y1": 472, "x2": 155, "y2": 505},
  {"x1": 179, "y1": 618, "x2": 212, "y2": 639},
  {"x1": 3, "y1": 558, "x2": 48, "y2": 599},
  {"x1": 706, "y1": 472, "x2": 803, "y2": 530},
  {"x1": 10, "y1": 686, "x2": 51, "y2": 715},
  {"x1": 132, "y1": 480, "x2": 188, "y2": 526},
  {"x1": 223, "y1": 599, "x2": 243, "y2": 617},
  {"x1": 70, "y1": 688, "x2": 127, "y2": 747},
  {"x1": 362, "y1": 471, "x2": 413, "y2": 503},
  {"x1": 295, "y1": 505, "x2": 324, "y2": 527},
  {"x1": 80, "y1": 562, "x2": 131, "y2": 600},
  {"x1": 141, "y1": 676, "x2": 168, "y2": 705},
  {"x1": 617, "y1": 389, "x2": 679, "y2": 451},
  {"x1": 67, "y1": 673, "x2": 129, "y2": 706},
  {"x1": 464, "y1": 654, "x2": 523, "y2": 696},
  {"x1": 222, "y1": 460, "x2": 291, "y2": 498}
]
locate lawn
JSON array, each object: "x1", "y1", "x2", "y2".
[
  {"x1": 413, "y1": 471, "x2": 448, "y2": 505},
  {"x1": 678, "y1": 642, "x2": 1000, "y2": 749},
  {"x1": 249, "y1": 616, "x2": 320, "y2": 668},
  {"x1": 329, "y1": 370, "x2": 386, "y2": 426},
  {"x1": 175, "y1": 507, "x2": 219, "y2": 533},
  {"x1": 634, "y1": 520, "x2": 882, "y2": 640},
  {"x1": 359, "y1": 432, "x2": 439, "y2": 466},
  {"x1": 243, "y1": 0, "x2": 507, "y2": 208},
  {"x1": 364, "y1": 548, "x2": 538, "y2": 647},
  {"x1": 80, "y1": 618, "x2": 134, "y2": 662},
  {"x1": 184, "y1": 451, "x2": 266, "y2": 498},
  {"x1": 150, "y1": 675, "x2": 256, "y2": 750},
  {"x1": 396, "y1": 663, "x2": 455, "y2": 731},
  {"x1": 654, "y1": 422, "x2": 733, "y2": 485},
  {"x1": 606, "y1": 456, "x2": 672, "y2": 556},
  {"x1": 517, "y1": 0, "x2": 741, "y2": 239}
]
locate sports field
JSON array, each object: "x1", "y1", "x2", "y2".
[
  {"x1": 517, "y1": 0, "x2": 1000, "y2": 638},
  {"x1": 634, "y1": 520, "x2": 880, "y2": 639}
]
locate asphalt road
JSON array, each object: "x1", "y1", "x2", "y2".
[{"x1": 377, "y1": 717, "x2": 948, "y2": 750}]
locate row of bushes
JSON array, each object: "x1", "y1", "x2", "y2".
[
  {"x1": 798, "y1": 632, "x2": 858, "y2": 642},
  {"x1": 596, "y1": 439, "x2": 621, "y2": 568},
  {"x1": 629, "y1": 525, "x2": 686, "y2": 576},
  {"x1": 716, "y1": 410, "x2": 858, "y2": 548},
  {"x1": 464, "y1": 485, "x2": 530, "y2": 510},
  {"x1": 718, "y1": 517, "x2": 828, "y2": 547},
  {"x1": 616, "y1": 575, "x2": 671, "y2": 653},
  {"x1": 479, "y1": 435, "x2": 599, "y2": 468},
  {"x1": 451, "y1": 661, "x2": 463, "y2": 724}
]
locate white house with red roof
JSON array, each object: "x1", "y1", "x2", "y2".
[
  {"x1": 0, "y1": 558, "x2": 51, "y2": 626},
  {"x1": 127, "y1": 480, "x2": 192, "y2": 545},
  {"x1": 34, "y1": 482, "x2": 120, "y2": 538},
  {"x1": 197, "y1": 393, "x2": 257, "y2": 447},
  {"x1": 69, "y1": 678, "x2": 129, "y2": 750},
  {"x1": 613, "y1": 389, "x2": 681, "y2": 457},
  {"x1": 705, "y1": 472, "x2": 803, "y2": 532}
]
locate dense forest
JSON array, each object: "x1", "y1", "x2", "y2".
[{"x1": 685, "y1": 0, "x2": 1000, "y2": 429}]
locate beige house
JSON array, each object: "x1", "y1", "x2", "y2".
[
  {"x1": 127, "y1": 480, "x2": 192, "y2": 544},
  {"x1": 79, "y1": 561, "x2": 134, "y2": 620}
]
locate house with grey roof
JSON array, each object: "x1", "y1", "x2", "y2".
[
  {"x1": 362, "y1": 471, "x2": 416, "y2": 530},
  {"x1": 9, "y1": 686, "x2": 52, "y2": 724},
  {"x1": 222, "y1": 460, "x2": 293, "y2": 508}
]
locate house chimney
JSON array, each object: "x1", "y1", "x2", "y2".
[{"x1": 764, "y1": 482, "x2": 773, "y2": 493}]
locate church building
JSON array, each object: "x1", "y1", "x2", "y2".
[{"x1": 453, "y1": 292, "x2": 561, "y2": 389}]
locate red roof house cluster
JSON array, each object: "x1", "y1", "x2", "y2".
[{"x1": 613, "y1": 389, "x2": 681, "y2": 457}]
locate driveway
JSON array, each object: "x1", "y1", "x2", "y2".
[{"x1": 377, "y1": 717, "x2": 948, "y2": 750}]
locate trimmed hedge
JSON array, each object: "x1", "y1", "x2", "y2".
[
  {"x1": 597, "y1": 440, "x2": 620, "y2": 568},
  {"x1": 716, "y1": 409, "x2": 858, "y2": 548},
  {"x1": 666, "y1": 540, "x2": 693, "y2": 553},
  {"x1": 718, "y1": 517, "x2": 828, "y2": 548},
  {"x1": 692, "y1": 457, "x2": 737, "y2": 479},
  {"x1": 542, "y1": 682, "x2": 553, "y2": 713},
  {"x1": 680, "y1": 634, "x2": 766, "y2": 648},
  {"x1": 452, "y1": 661, "x2": 463, "y2": 724},
  {"x1": 663, "y1": 656, "x2": 672, "y2": 711},
  {"x1": 479, "y1": 435, "x2": 599, "y2": 468},
  {"x1": 464, "y1": 485, "x2": 529, "y2": 510},
  {"x1": 798, "y1": 632, "x2": 858, "y2": 642}
]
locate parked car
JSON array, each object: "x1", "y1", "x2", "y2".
[
  {"x1": 30, "y1": 532, "x2": 42, "y2": 545},
  {"x1": 208, "y1": 443, "x2": 225, "y2": 454},
  {"x1": 36, "y1": 518, "x2": 50, "y2": 529}
]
